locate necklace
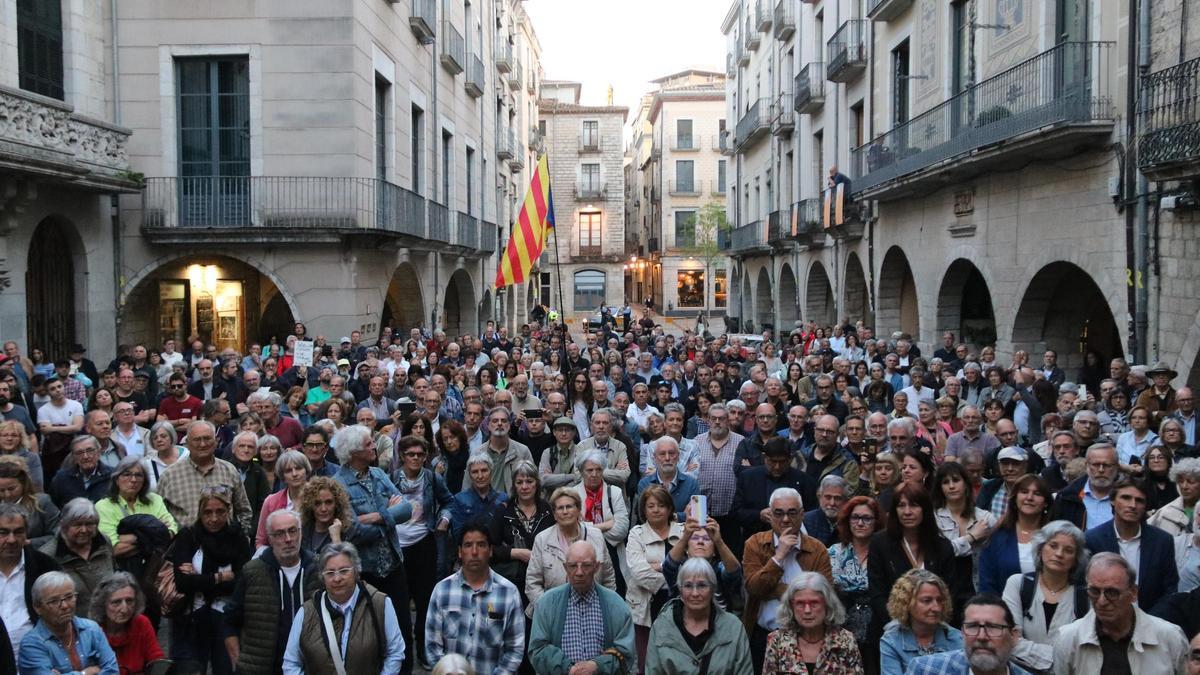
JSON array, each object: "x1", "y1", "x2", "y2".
[
  {"x1": 1041, "y1": 578, "x2": 1070, "y2": 600},
  {"x1": 799, "y1": 632, "x2": 825, "y2": 645}
]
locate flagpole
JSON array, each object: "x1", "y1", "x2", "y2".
[{"x1": 542, "y1": 151, "x2": 566, "y2": 318}]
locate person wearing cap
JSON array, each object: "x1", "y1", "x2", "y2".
[
  {"x1": 538, "y1": 417, "x2": 582, "y2": 493},
  {"x1": 977, "y1": 446, "x2": 1031, "y2": 520},
  {"x1": 1137, "y1": 361, "x2": 1179, "y2": 427}
]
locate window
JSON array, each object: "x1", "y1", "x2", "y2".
[
  {"x1": 177, "y1": 58, "x2": 250, "y2": 225},
  {"x1": 675, "y1": 210, "x2": 697, "y2": 248},
  {"x1": 411, "y1": 105, "x2": 424, "y2": 193},
  {"x1": 539, "y1": 272, "x2": 552, "y2": 307},
  {"x1": 375, "y1": 77, "x2": 389, "y2": 181},
  {"x1": 466, "y1": 147, "x2": 475, "y2": 215},
  {"x1": 578, "y1": 211, "x2": 602, "y2": 254},
  {"x1": 675, "y1": 161, "x2": 695, "y2": 193},
  {"x1": 850, "y1": 101, "x2": 864, "y2": 148},
  {"x1": 573, "y1": 270, "x2": 606, "y2": 311},
  {"x1": 715, "y1": 269, "x2": 728, "y2": 307},
  {"x1": 718, "y1": 160, "x2": 727, "y2": 193},
  {"x1": 581, "y1": 164, "x2": 601, "y2": 193},
  {"x1": 813, "y1": 130, "x2": 824, "y2": 193},
  {"x1": 892, "y1": 40, "x2": 910, "y2": 128},
  {"x1": 952, "y1": 1, "x2": 970, "y2": 94},
  {"x1": 582, "y1": 121, "x2": 599, "y2": 149},
  {"x1": 441, "y1": 131, "x2": 452, "y2": 204},
  {"x1": 17, "y1": 0, "x2": 63, "y2": 100},
  {"x1": 676, "y1": 119, "x2": 694, "y2": 149},
  {"x1": 677, "y1": 271, "x2": 705, "y2": 308}
]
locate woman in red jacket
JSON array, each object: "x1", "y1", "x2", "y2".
[{"x1": 91, "y1": 571, "x2": 166, "y2": 674}]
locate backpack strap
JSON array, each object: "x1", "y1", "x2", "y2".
[
  {"x1": 1074, "y1": 584, "x2": 1090, "y2": 620},
  {"x1": 1019, "y1": 572, "x2": 1038, "y2": 622}
]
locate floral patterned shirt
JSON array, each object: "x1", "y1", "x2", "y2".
[{"x1": 763, "y1": 626, "x2": 863, "y2": 675}]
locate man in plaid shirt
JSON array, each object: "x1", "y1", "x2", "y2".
[{"x1": 425, "y1": 523, "x2": 524, "y2": 674}]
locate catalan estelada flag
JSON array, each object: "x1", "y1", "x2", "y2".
[{"x1": 496, "y1": 154, "x2": 555, "y2": 287}]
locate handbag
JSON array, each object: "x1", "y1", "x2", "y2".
[{"x1": 155, "y1": 560, "x2": 186, "y2": 617}]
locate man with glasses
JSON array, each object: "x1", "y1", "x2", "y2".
[
  {"x1": 157, "y1": 372, "x2": 203, "y2": 434},
  {"x1": 946, "y1": 405, "x2": 1002, "y2": 461},
  {"x1": 1052, "y1": 552, "x2": 1188, "y2": 673},
  {"x1": 477, "y1": 408, "x2": 533, "y2": 494},
  {"x1": 156, "y1": 420, "x2": 254, "y2": 532},
  {"x1": 1051, "y1": 443, "x2": 1120, "y2": 530},
  {"x1": 111, "y1": 401, "x2": 149, "y2": 461},
  {"x1": 225, "y1": 509, "x2": 319, "y2": 675},
  {"x1": 1173, "y1": 386, "x2": 1198, "y2": 448},
  {"x1": 805, "y1": 414, "x2": 860, "y2": 487},
  {"x1": 741, "y1": 486, "x2": 833, "y2": 672},
  {"x1": 1071, "y1": 410, "x2": 1102, "y2": 452},
  {"x1": 735, "y1": 404, "x2": 783, "y2": 473},
  {"x1": 50, "y1": 436, "x2": 113, "y2": 506},
  {"x1": 907, "y1": 593, "x2": 1027, "y2": 675},
  {"x1": 1041, "y1": 430, "x2": 1080, "y2": 492},
  {"x1": 0, "y1": 502, "x2": 62, "y2": 650},
  {"x1": 695, "y1": 403, "x2": 745, "y2": 556},
  {"x1": 16, "y1": 570, "x2": 117, "y2": 673}
]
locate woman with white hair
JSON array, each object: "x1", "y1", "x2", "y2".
[
  {"x1": 91, "y1": 571, "x2": 165, "y2": 674},
  {"x1": 145, "y1": 420, "x2": 188, "y2": 491},
  {"x1": 227, "y1": 430, "x2": 271, "y2": 530},
  {"x1": 40, "y1": 497, "x2": 115, "y2": 616},
  {"x1": 448, "y1": 452, "x2": 508, "y2": 541},
  {"x1": 1149, "y1": 457, "x2": 1200, "y2": 536},
  {"x1": 17, "y1": 570, "x2": 118, "y2": 673},
  {"x1": 571, "y1": 450, "x2": 629, "y2": 592},
  {"x1": 762, "y1": 571, "x2": 863, "y2": 673},
  {"x1": 253, "y1": 449, "x2": 311, "y2": 548},
  {"x1": 645, "y1": 556, "x2": 754, "y2": 674}
]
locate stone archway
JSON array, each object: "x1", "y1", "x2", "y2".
[
  {"x1": 1012, "y1": 261, "x2": 1123, "y2": 372},
  {"x1": 382, "y1": 262, "x2": 427, "y2": 333},
  {"x1": 443, "y1": 268, "x2": 477, "y2": 337},
  {"x1": 737, "y1": 268, "x2": 753, "y2": 332},
  {"x1": 779, "y1": 263, "x2": 799, "y2": 332},
  {"x1": 937, "y1": 259, "x2": 997, "y2": 350},
  {"x1": 755, "y1": 266, "x2": 773, "y2": 331},
  {"x1": 806, "y1": 261, "x2": 835, "y2": 327},
  {"x1": 878, "y1": 246, "x2": 919, "y2": 339},
  {"x1": 843, "y1": 252, "x2": 872, "y2": 329}
]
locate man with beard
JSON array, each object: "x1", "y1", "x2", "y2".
[
  {"x1": 906, "y1": 594, "x2": 1029, "y2": 675},
  {"x1": 802, "y1": 475, "x2": 848, "y2": 547},
  {"x1": 1050, "y1": 443, "x2": 1119, "y2": 530}
]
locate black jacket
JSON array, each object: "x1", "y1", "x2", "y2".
[
  {"x1": 730, "y1": 466, "x2": 818, "y2": 538},
  {"x1": 50, "y1": 464, "x2": 112, "y2": 508},
  {"x1": 1048, "y1": 475, "x2": 1090, "y2": 529},
  {"x1": 867, "y1": 532, "x2": 972, "y2": 641},
  {"x1": 1152, "y1": 586, "x2": 1200, "y2": 639},
  {"x1": 15, "y1": 546, "x2": 62, "y2": 629}
]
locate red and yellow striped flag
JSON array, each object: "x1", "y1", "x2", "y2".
[{"x1": 496, "y1": 154, "x2": 556, "y2": 287}]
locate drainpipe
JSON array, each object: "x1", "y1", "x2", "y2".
[
  {"x1": 1135, "y1": 0, "x2": 1150, "y2": 362},
  {"x1": 110, "y1": 0, "x2": 123, "y2": 347},
  {"x1": 431, "y1": 2, "x2": 441, "y2": 332}
]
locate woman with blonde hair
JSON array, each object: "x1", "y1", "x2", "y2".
[
  {"x1": 0, "y1": 454, "x2": 58, "y2": 547},
  {"x1": 0, "y1": 418, "x2": 43, "y2": 491},
  {"x1": 879, "y1": 569, "x2": 963, "y2": 674},
  {"x1": 297, "y1": 476, "x2": 355, "y2": 558}
]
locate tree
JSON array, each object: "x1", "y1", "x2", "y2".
[{"x1": 685, "y1": 200, "x2": 731, "y2": 329}]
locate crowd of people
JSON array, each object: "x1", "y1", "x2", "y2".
[{"x1": 0, "y1": 317, "x2": 1199, "y2": 674}]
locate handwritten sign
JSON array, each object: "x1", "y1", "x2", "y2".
[{"x1": 293, "y1": 340, "x2": 314, "y2": 368}]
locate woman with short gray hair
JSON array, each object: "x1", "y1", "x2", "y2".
[
  {"x1": 22, "y1": 570, "x2": 119, "y2": 673},
  {"x1": 146, "y1": 420, "x2": 188, "y2": 491},
  {"x1": 1149, "y1": 456, "x2": 1200, "y2": 535},
  {"x1": 644, "y1": 556, "x2": 753, "y2": 674},
  {"x1": 254, "y1": 449, "x2": 312, "y2": 548},
  {"x1": 96, "y1": 455, "x2": 177, "y2": 562},
  {"x1": 90, "y1": 570, "x2": 166, "y2": 673},
  {"x1": 762, "y1": 572, "x2": 861, "y2": 673},
  {"x1": 41, "y1": 496, "x2": 113, "y2": 616}
]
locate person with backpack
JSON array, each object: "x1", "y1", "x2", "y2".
[{"x1": 999, "y1": 520, "x2": 1090, "y2": 673}]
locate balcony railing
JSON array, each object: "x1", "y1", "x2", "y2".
[
  {"x1": 773, "y1": 0, "x2": 795, "y2": 40},
  {"x1": 497, "y1": 131, "x2": 514, "y2": 160},
  {"x1": 719, "y1": 130, "x2": 735, "y2": 155},
  {"x1": 727, "y1": 53, "x2": 737, "y2": 78},
  {"x1": 527, "y1": 69, "x2": 537, "y2": 93},
  {"x1": 794, "y1": 63, "x2": 825, "y2": 113},
  {"x1": 509, "y1": 143, "x2": 526, "y2": 170},
  {"x1": 495, "y1": 41, "x2": 513, "y2": 73},
  {"x1": 428, "y1": 201, "x2": 450, "y2": 242},
  {"x1": 827, "y1": 20, "x2": 868, "y2": 83},
  {"x1": 795, "y1": 198, "x2": 825, "y2": 247},
  {"x1": 867, "y1": 0, "x2": 914, "y2": 22},
  {"x1": 730, "y1": 220, "x2": 768, "y2": 252},
  {"x1": 480, "y1": 220, "x2": 498, "y2": 251},
  {"x1": 440, "y1": 21, "x2": 465, "y2": 74},
  {"x1": 736, "y1": 98, "x2": 772, "y2": 150},
  {"x1": 579, "y1": 244, "x2": 602, "y2": 257},
  {"x1": 579, "y1": 133, "x2": 601, "y2": 153},
  {"x1": 574, "y1": 181, "x2": 606, "y2": 200},
  {"x1": 755, "y1": 0, "x2": 772, "y2": 32},
  {"x1": 1139, "y1": 56, "x2": 1200, "y2": 179},
  {"x1": 409, "y1": 0, "x2": 436, "y2": 43},
  {"x1": 767, "y1": 210, "x2": 787, "y2": 243},
  {"x1": 736, "y1": 41, "x2": 749, "y2": 67},
  {"x1": 139, "y1": 177, "x2": 504, "y2": 252},
  {"x1": 465, "y1": 55, "x2": 485, "y2": 97},
  {"x1": 670, "y1": 135, "x2": 699, "y2": 151},
  {"x1": 668, "y1": 180, "x2": 701, "y2": 196},
  {"x1": 508, "y1": 61, "x2": 523, "y2": 91},
  {"x1": 851, "y1": 41, "x2": 1115, "y2": 197},
  {"x1": 772, "y1": 92, "x2": 794, "y2": 134},
  {"x1": 746, "y1": 27, "x2": 761, "y2": 52}
]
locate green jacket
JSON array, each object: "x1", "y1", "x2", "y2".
[
  {"x1": 645, "y1": 599, "x2": 754, "y2": 675},
  {"x1": 529, "y1": 583, "x2": 635, "y2": 675},
  {"x1": 225, "y1": 548, "x2": 320, "y2": 675}
]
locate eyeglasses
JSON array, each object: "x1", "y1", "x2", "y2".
[
  {"x1": 304, "y1": 441, "x2": 328, "y2": 449},
  {"x1": 74, "y1": 447, "x2": 100, "y2": 457},
  {"x1": 321, "y1": 567, "x2": 355, "y2": 579},
  {"x1": 1086, "y1": 586, "x2": 1126, "y2": 602},
  {"x1": 962, "y1": 622, "x2": 1012, "y2": 637},
  {"x1": 1190, "y1": 650, "x2": 1200, "y2": 664},
  {"x1": 119, "y1": 472, "x2": 145, "y2": 480},
  {"x1": 848, "y1": 515, "x2": 876, "y2": 524},
  {"x1": 772, "y1": 509, "x2": 801, "y2": 519},
  {"x1": 269, "y1": 527, "x2": 300, "y2": 539},
  {"x1": 680, "y1": 581, "x2": 712, "y2": 592},
  {"x1": 403, "y1": 451, "x2": 426, "y2": 458},
  {"x1": 42, "y1": 592, "x2": 77, "y2": 607},
  {"x1": 554, "y1": 504, "x2": 578, "y2": 512}
]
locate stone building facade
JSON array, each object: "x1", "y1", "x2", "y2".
[
  {"x1": 538, "y1": 82, "x2": 628, "y2": 321},
  {"x1": 721, "y1": 0, "x2": 1200, "y2": 384}
]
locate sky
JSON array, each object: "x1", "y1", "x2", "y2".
[{"x1": 523, "y1": 0, "x2": 729, "y2": 117}]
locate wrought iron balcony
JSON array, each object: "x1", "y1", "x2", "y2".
[
  {"x1": 494, "y1": 41, "x2": 513, "y2": 73},
  {"x1": 579, "y1": 133, "x2": 601, "y2": 153},
  {"x1": 736, "y1": 41, "x2": 750, "y2": 67},
  {"x1": 774, "y1": 0, "x2": 795, "y2": 40},
  {"x1": 465, "y1": 55, "x2": 485, "y2": 98},
  {"x1": 509, "y1": 143, "x2": 526, "y2": 171},
  {"x1": 794, "y1": 63, "x2": 825, "y2": 113},
  {"x1": 772, "y1": 92, "x2": 794, "y2": 135},
  {"x1": 826, "y1": 20, "x2": 868, "y2": 83},
  {"x1": 668, "y1": 180, "x2": 701, "y2": 196},
  {"x1": 850, "y1": 41, "x2": 1115, "y2": 200},
  {"x1": 453, "y1": 211, "x2": 480, "y2": 249},
  {"x1": 729, "y1": 220, "x2": 769, "y2": 253},
  {"x1": 670, "y1": 135, "x2": 699, "y2": 151},
  {"x1": 409, "y1": 0, "x2": 436, "y2": 43},
  {"x1": 867, "y1": 0, "x2": 914, "y2": 22},
  {"x1": 497, "y1": 132, "x2": 514, "y2": 160},
  {"x1": 1139, "y1": 56, "x2": 1200, "y2": 180},
  {"x1": 794, "y1": 198, "x2": 825, "y2": 247},
  {"x1": 508, "y1": 62, "x2": 522, "y2": 91},
  {"x1": 746, "y1": 28, "x2": 761, "y2": 52},
  {"x1": 574, "y1": 181, "x2": 606, "y2": 200},
  {"x1": 736, "y1": 98, "x2": 772, "y2": 150},
  {"x1": 719, "y1": 130, "x2": 736, "y2": 155},
  {"x1": 767, "y1": 210, "x2": 788, "y2": 243},
  {"x1": 440, "y1": 21, "x2": 465, "y2": 75},
  {"x1": 139, "y1": 176, "x2": 485, "y2": 255},
  {"x1": 755, "y1": 0, "x2": 772, "y2": 32}
]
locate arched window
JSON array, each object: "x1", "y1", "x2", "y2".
[{"x1": 573, "y1": 270, "x2": 606, "y2": 312}]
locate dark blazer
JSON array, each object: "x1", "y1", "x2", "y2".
[
  {"x1": 730, "y1": 466, "x2": 818, "y2": 538},
  {"x1": 867, "y1": 532, "x2": 972, "y2": 641},
  {"x1": 1151, "y1": 585, "x2": 1200, "y2": 639},
  {"x1": 50, "y1": 464, "x2": 113, "y2": 508},
  {"x1": 187, "y1": 379, "x2": 227, "y2": 402},
  {"x1": 1048, "y1": 475, "x2": 1089, "y2": 530},
  {"x1": 1084, "y1": 520, "x2": 1178, "y2": 610},
  {"x1": 802, "y1": 508, "x2": 837, "y2": 547},
  {"x1": 17, "y1": 546, "x2": 62, "y2": 629},
  {"x1": 977, "y1": 527, "x2": 1021, "y2": 595}
]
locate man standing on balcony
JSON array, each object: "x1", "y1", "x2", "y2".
[{"x1": 828, "y1": 164, "x2": 851, "y2": 195}]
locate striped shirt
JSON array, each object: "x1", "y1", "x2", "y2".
[
  {"x1": 426, "y1": 569, "x2": 525, "y2": 675},
  {"x1": 693, "y1": 430, "x2": 745, "y2": 516}
]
